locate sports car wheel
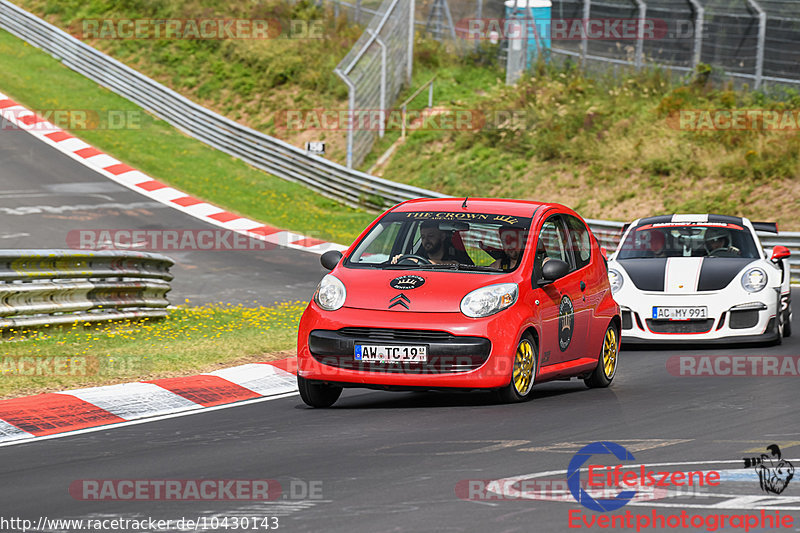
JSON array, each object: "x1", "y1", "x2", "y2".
[
  {"x1": 783, "y1": 302, "x2": 792, "y2": 338},
  {"x1": 771, "y1": 295, "x2": 784, "y2": 346},
  {"x1": 298, "y1": 376, "x2": 342, "y2": 408},
  {"x1": 497, "y1": 334, "x2": 538, "y2": 403},
  {"x1": 585, "y1": 324, "x2": 619, "y2": 388}
]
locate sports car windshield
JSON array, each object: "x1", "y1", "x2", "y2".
[
  {"x1": 616, "y1": 223, "x2": 759, "y2": 259},
  {"x1": 346, "y1": 211, "x2": 532, "y2": 272}
]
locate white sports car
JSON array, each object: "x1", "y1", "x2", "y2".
[{"x1": 607, "y1": 215, "x2": 792, "y2": 344}]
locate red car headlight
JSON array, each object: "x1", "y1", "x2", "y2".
[
  {"x1": 460, "y1": 283, "x2": 518, "y2": 318},
  {"x1": 314, "y1": 274, "x2": 346, "y2": 311}
]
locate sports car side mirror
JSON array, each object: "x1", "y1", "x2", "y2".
[
  {"x1": 320, "y1": 250, "x2": 343, "y2": 270},
  {"x1": 771, "y1": 246, "x2": 791, "y2": 262},
  {"x1": 537, "y1": 259, "x2": 570, "y2": 286}
]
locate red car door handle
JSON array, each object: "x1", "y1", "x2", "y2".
[{"x1": 580, "y1": 281, "x2": 586, "y2": 291}]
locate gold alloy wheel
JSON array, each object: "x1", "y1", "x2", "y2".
[
  {"x1": 512, "y1": 339, "x2": 535, "y2": 396},
  {"x1": 602, "y1": 328, "x2": 618, "y2": 379}
]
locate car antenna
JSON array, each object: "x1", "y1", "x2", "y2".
[{"x1": 462, "y1": 197, "x2": 468, "y2": 209}]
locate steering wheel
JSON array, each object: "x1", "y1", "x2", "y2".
[
  {"x1": 707, "y1": 247, "x2": 729, "y2": 257},
  {"x1": 394, "y1": 254, "x2": 432, "y2": 265}
]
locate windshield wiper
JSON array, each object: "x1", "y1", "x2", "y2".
[
  {"x1": 454, "y1": 264, "x2": 504, "y2": 272},
  {"x1": 383, "y1": 263, "x2": 459, "y2": 270}
]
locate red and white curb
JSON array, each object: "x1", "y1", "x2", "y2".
[
  {"x1": 0, "y1": 91, "x2": 347, "y2": 255},
  {"x1": 0, "y1": 358, "x2": 300, "y2": 446}
]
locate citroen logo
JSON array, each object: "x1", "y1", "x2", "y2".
[{"x1": 389, "y1": 293, "x2": 410, "y2": 309}]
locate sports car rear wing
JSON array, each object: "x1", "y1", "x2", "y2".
[{"x1": 752, "y1": 222, "x2": 779, "y2": 234}]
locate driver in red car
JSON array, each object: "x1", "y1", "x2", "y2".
[{"x1": 392, "y1": 221, "x2": 462, "y2": 264}]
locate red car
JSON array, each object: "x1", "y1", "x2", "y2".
[{"x1": 297, "y1": 198, "x2": 620, "y2": 407}]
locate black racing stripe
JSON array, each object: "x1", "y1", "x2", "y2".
[
  {"x1": 636, "y1": 215, "x2": 673, "y2": 227},
  {"x1": 707, "y1": 214, "x2": 743, "y2": 225},
  {"x1": 617, "y1": 259, "x2": 667, "y2": 291},
  {"x1": 697, "y1": 258, "x2": 754, "y2": 291}
]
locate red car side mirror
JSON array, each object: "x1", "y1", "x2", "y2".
[{"x1": 771, "y1": 246, "x2": 791, "y2": 262}]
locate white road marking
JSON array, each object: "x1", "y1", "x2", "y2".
[
  {"x1": 0, "y1": 201, "x2": 165, "y2": 215},
  {"x1": 519, "y1": 439, "x2": 693, "y2": 453},
  {"x1": 0, "y1": 390, "x2": 299, "y2": 449},
  {"x1": 486, "y1": 459, "x2": 800, "y2": 510},
  {"x1": 63, "y1": 382, "x2": 202, "y2": 420}
]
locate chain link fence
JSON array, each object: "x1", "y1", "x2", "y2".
[
  {"x1": 330, "y1": 0, "x2": 415, "y2": 168},
  {"x1": 326, "y1": 1, "x2": 800, "y2": 90},
  {"x1": 531, "y1": 0, "x2": 800, "y2": 90}
]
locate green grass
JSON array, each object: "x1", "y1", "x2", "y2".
[
  {"x1": 0, "y1": 302, "x2": 305, "y2": 398},
  {"x1": 0, "y1": 29, "x2": 374, "y2": 244},
  {"x1": 379, "y1": 60, "x2": 800, "y2": 229},
  {"x1": 6, "y1": 0, "x2": 800, "y2": 234}
]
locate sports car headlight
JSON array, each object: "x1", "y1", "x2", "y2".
[
  {"x1": 314, "y1": 274, "x2": 346, "y2": 311},
  {"x1": 608, "y1": 269, "x2": 624, "y2": 294},
  {"x1": 460, "y1": 283, "x2": 518, "y2": 318},
  {"x1": 741, "y1": 267, "x2": 767, "y2": 293}
]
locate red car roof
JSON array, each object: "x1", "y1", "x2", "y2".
[{"x1": 391, "y1": 197, "x2": 557, "y2": 217}]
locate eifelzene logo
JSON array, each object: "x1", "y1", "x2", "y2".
[
  {"x1": 558, "y1": 295, "x2": 574, "y2": 351},
  {"x1": 389, "y1": 275, "x2": 425, "y2": 290}
]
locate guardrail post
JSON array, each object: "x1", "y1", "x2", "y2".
[
  {"x1": 634, "y1": 0, "x2": 646, "y2": 69},
  {"x1": 746, "y1": 0, "x2": 766, "y2": 90},
  {"x1": 687, "y1": 0, "x2": 704, "y2": 69},
  {"x1": 368, "y1": 30, "x2": 388, "y2": 139},
  {"x1": 581, "y1": 0, "x2": 591, "y2": 68},
  {"x1": 408, "y1": 0, "x2": 415, "y2": 83},
  {"x1": 475, "y1": 0, "x2": 483, "y2": 52},
  {"x1": 334, "y1": 68, "x2": 356, "y2": 168}
]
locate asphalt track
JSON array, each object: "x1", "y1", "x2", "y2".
[
  {"x1": 0, "y1": 119, "x2": 328, "y2": 306},
  {"x1": 2, "y1": 118, "x2": 800, "y2": 532}
]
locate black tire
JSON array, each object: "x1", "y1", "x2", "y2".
[
  {"x1": 772, "y1": 314, "x2": 783, "y2": 346},
  {"x1": 584, "y1": 323, "x2": 619, "y2": 388},
  {"x1": 783, "y1": 303, "x2": 792, "y2": 338},
  {"x1": 771, "y1": 295, "x2": 784, "y2": 346},
  {"x1": 497, "y1": 334, "x2": 538, "y2": 404},
  {"x1": 297, "y1": 375, "x2": 342, "y2": 408}
]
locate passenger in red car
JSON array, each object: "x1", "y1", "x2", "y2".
[{"x1": 490, "y1": 227, "x2": 527, "y2": 270}]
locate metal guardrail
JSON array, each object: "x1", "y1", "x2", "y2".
[
  {"x1": 585, "y1": 219, "x2": 800, "y2": 286},
  {"x1": 0, "y1": 250, "x2": 173, "y2": 329},
  {"x1": 0, "y1": 0, "x2": 444, "y2": 212},
  {"x1": 1, "y1": 2, "x2": 797, "y2": 285}
]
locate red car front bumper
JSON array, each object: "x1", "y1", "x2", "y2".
[{"x1": 297, "y1": 302, "x2": 533, "y2": 390}]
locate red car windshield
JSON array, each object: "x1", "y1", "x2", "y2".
[
  {"x1": 616, "y1": 223, "x2": 760, "y2": 259},
  {"x1": 346, "y1": 211, "x2": 533, "y2": 272}
]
